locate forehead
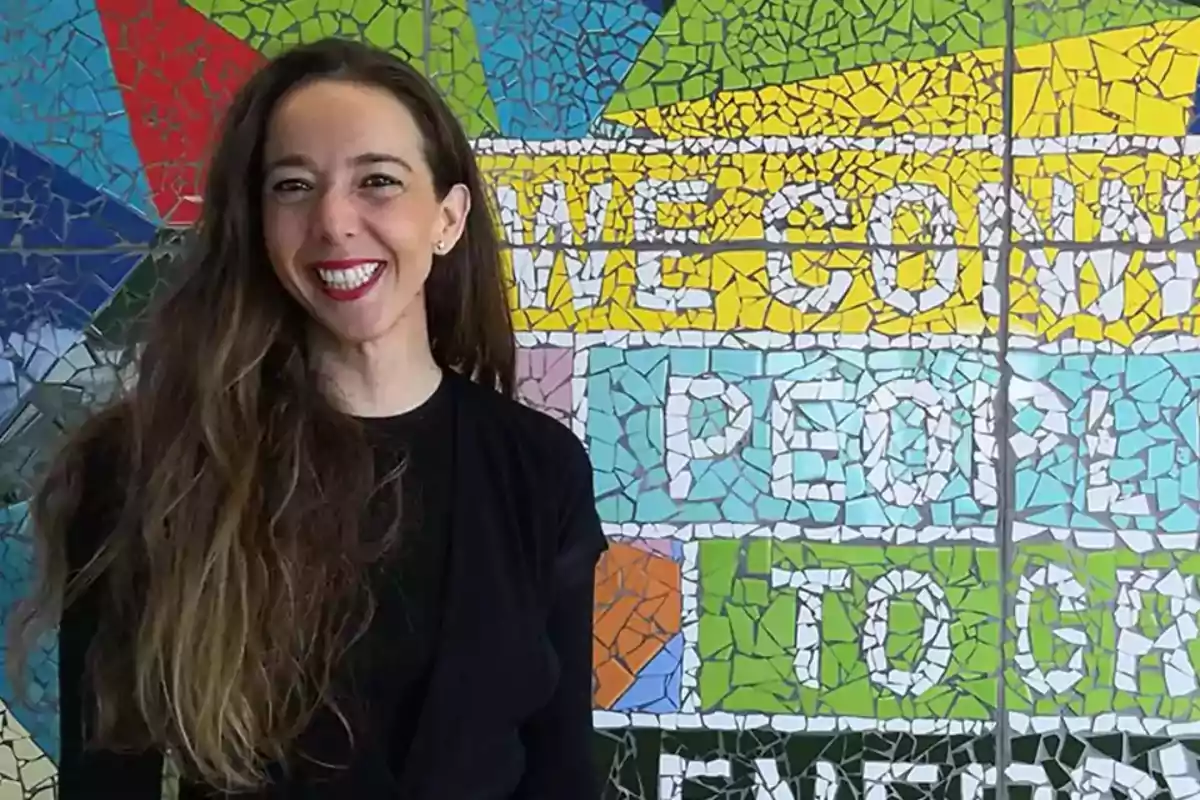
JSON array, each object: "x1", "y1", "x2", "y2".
[{"x1": 263, "y1": 79, "x2": 424, "y2": 162}]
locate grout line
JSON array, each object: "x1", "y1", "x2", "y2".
[{"x1": 993, "y1": 0, "x2": 1019, "y2": 792}]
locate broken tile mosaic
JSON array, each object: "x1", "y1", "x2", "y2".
[
  {"x1": 6, "y1": 0, "x2": 1200, "y2": 796},
  {"x1": 584, "y1": 345, "x2": 999, "y2": 529},
  {"x1": 515, "y1": 346, "x2": 574, "y2": 426},
  {"x1": 593, "y1": 539, "x2": 683, "y2": 713}
]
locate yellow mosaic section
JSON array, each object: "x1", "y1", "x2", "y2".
[
  {"x1": 1014, "y1": 20, "x2": 1200, "y2": 138},
  {"x1": 605, "y1": 47, "x2": 1005, "y2": 137},
  {"x1": 604, "y1": 19, "x2": 1200, "y2": 138},
  {"x1": 483, "y1": 146, "x2": 1200, "y2": 341},
  {"x1": 1010, "y1": 150, "x2": 1200, "y2": 344},
  {"x1": 487, "y1": 149, "x2": 999, "y2": 336},
  {"x1": 0, "y1": 704, "x2": 54, "y2": 800}
]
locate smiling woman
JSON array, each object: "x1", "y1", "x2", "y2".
[
  {"x1": 6, "y1": 38, "x2": 606, "y2": 800},
  {"x1": 261, "y1": 78, "x2": 471, "y2": 372}
]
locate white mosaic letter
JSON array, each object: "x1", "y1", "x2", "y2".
[
  {"x1": 864, "y1": 763, "x2": 939, "y2": 800},
  {"x1": 863, "y1": 569, "x2": 952, "y2": 696},
  {"x1": 665, "y1": 374, "x2": 754, "y2": 499},
  {"x1": 632, "y1": 178, "x2": 714, "y2": 311},
  {"x1": 1068, "y1": 755, "x2": 1159, "y2": 800},
  {"x1": 495, "y1": 181, "x2": 610, "y2": 310},
  {"x1": 1146, "y1": 178, "x2": 1199, "y2": 317},
  {"x1": 1084, "y1": 388, "x2": 1151, "y2": 517},
  {"x1": 867, "y1": 183, "x2": 959, "y2": 314},
  {"x1": 1114, "y1": 569, "x2": 1200, "y2": 698},
  {"x1": 961, "y1": 764, "x2": 1054, "y2": 800},
  {"x1": 763, "y1": 182, "x2": 853, "y2": 312},
  {"x1": 659, "y1": 754, "x2": 730, "y2": 800},
  {"x1": 1013, "y1": 564, "x2": 1089, "y2": 695},
  {"x1": 771, "y1": 567, "x2": 852, "y2": 688},
  {"x1": 861, "y1": 378, "x2": 974, "y2": 507},
  {"x1": 770, "y1": 377, "x2": 848, "y2": 502}
]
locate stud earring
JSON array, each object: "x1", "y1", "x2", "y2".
[{"x1": 435, "y1": 240, "x2": 446, "y2": 253}]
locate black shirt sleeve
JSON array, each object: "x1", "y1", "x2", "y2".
[
  {"x1": 515, "y1": 429, "x2": 608, "y2": 798},
  {"x1": 57, "y1": 436, "x2": 163, "y2": 799}
]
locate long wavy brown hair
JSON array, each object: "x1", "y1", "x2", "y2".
[{"x1": 7, "y1": 38, "x2": 515, "y2": 790}]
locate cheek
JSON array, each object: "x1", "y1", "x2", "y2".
[
  {"x1": 367, "y1": 197, "x2": 438, "y2": 253},
  {"x1": 262, "y1": 206, "x2": 307, "y2": 263}
]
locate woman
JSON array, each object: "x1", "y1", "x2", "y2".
[{"x1": 8, "y1": 37, "x2": 606, "y2": 798}]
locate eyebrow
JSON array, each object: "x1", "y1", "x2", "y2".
[{"x1": 264, "y1": 152, "x2": 414, "y2": 173}]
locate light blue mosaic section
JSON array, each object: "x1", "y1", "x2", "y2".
[
  {"x1": 0, "y1": 0, "x2": 158, "y2": 220},
  {"x1": 0, "y1": 502, "x2": 58, "y2": 761},
  {"x1": 585, "y1": 347, "x2": 1001, "y2": 526},
  {"x1": 466, "y1": 0, "x2": 660, "y2": 138},
  {"x1": 612, "y1": 633, "x2": 682, "y2": 713},
  {"x1": 1010, "y1": 352, "x2": 1200, "y2": 536}
]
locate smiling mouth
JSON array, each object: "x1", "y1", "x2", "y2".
[{"x1": 315, "y1": 261, "x2": 385, "y2": 291}]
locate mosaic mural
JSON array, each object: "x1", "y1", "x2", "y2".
[{"x1": 6, "y1": 0, "x2": 1200, "y2": 796}]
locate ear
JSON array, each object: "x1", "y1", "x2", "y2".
[{"x1": 434, "y1": 184, "x2": 471, "y2": 252}]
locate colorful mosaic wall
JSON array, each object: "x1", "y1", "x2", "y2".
[{"x1": 6, "y1": 0, "x2": 1200, "y2": 797}]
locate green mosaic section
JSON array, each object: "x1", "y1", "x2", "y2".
[
  {"x1": 696, "y1": 540, "x2": 1001, "y2": 719},
  {"x1": 183, "y1": 0, "x2": 499, "y2": 135},
  {"x1": 607, "y1": 0, "x2": 1200, "y2": 113},
  {"x1": 699, "y1": 540, "x2": 1200, "y2": 722},
  {"x1": 1007, "y1": 545, "x2": 1200, "y2": 720}
]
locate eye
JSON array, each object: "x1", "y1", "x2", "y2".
[
  {"x1": 361, "y1": 173, "x2": 403, "y2": 190},
  {"x1": 270, "y1": 177, "x2": 311, "y2": 194}
]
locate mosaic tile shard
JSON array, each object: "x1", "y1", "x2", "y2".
[
  {"x1": 605, "y1": 45, "x2": 1007, "y2": 138},
  {"x1": 0, "y1": 251, "x2": 145, "y2": 344},
  {"x1": 466, "y1": 0, "x2": 660, "y2": 138},
  {"x1": 185, "y1": 0, "x2": 499, "y2": 137},
  {"x1": 0, "y1": 0, "x2": 157, "y2": 219},
  {"x1": 97, "y1": 0, "x2": 265, "y2": 225},
  {"x1": 607, "y1": 17, "x2": 1200, "y2": 139},
  {"x1": 611, "y1": 633, "x2": 682, "y2": 713}
]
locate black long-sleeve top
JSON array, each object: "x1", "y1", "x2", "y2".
[{"x1": 56, "y1": 371, "x2": 607, "y2": 798}]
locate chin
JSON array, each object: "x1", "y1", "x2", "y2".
[{"x1": 321, "y1": 321, "x2": 401, "y2": 347}]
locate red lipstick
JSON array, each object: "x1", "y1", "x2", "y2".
[{"x1": 311, "y1": 259, "x2": 386, "y2": 302}]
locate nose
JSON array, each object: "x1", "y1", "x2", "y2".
[{"x1": 311, "y1": 186, "x2": 359, "y2": 243}]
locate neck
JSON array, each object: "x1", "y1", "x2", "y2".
[{"x1": 310, "y1": 321, "x2": 443, "y2": 419}]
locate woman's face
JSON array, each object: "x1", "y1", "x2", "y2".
[{"x1": 261, "y1": 79, "x2": 468, "y2": 346}]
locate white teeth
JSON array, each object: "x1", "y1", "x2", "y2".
[{"x1": 316, "y1": 262, "x2": 383, "y2": 291}]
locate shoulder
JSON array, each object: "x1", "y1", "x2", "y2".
[
  {"x1": 451, "y1": 374, "x2": 605, "y2": 568},
  {"x1": 451, "y1": 373, "x2": 592, "y2": 483}
]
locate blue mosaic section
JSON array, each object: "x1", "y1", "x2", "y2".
[
  {"x1": 0, "y1": 323, "x2": 81, "y2": 423},
  {"x1": 1010, "y1": 352, "x2": 1200, "y2": 535},
  {"x1": 466, "y1": 0, "x2": 660, "y2": 138},
  {"x1": 0, "y1": 503, "x2": 58, "y2": 761},
  {"x1": 0, "y1": 251, "x2": 146, "y2": 338},
  {"x1": 1, "y1": 135, "x2": 157, "y2": 251},
  {"x1": 0, "y1": 0, "x2": 157, "y2": 219},
  {"x1": 611, "y1": 633, "x2": 682, "y2": 713},
  {"x1": 585, "y1": 347, "x2": 1001, "y2": 526}
]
